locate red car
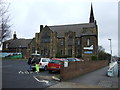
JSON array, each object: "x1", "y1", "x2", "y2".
[{"x1": 47, "y1": 58, "x2": 67, "y2": 73}]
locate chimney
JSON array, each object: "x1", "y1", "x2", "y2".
[
  {"x1": 40, "y1": 25, "x2": 43, "y2": 32},
  {"x1": 13, "y1": 31, "x2": 17, "y2": 40}
]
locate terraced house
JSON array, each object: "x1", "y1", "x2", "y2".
[{"x1": 28, "y1": 4, "x2": 98, "y2": 59}]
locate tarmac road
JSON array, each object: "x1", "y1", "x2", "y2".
[
  {"x1": 2, "y1": 59, "x2": 119, "y2": 89},
  {"x1": 2, "y1": 59, "x2": 59, "y2": 89}
]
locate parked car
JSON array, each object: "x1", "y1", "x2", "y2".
[
  {"x1": 67, "y1": 58, "x2": 81, "y2": 62},
  {"x1": 31, "y1": 58, "x2": 50, "y2": 71},
  {"x1": 47, "y1": 58, "x2": 67, "y2": 73},
  {"x1": 39, "y1": 58, "x2": 50, "y2": 70},
  {"x1": 74, "y1": 58, "x2": 81, "y2": 61}
]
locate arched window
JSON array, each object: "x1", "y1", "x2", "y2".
[
  {"x1": 6, "y1": 44, "x2": 8, "y2": 48},
  {"x1": 61, "y1": 40, "x2": 64, "y2": 45},
  {"x1": 41, "y1": 32, "x2": 50, "y2": 43},
  {"x1": 68, "y1": 36, "x2": 73, "y2": 45},
  {"x1": 60, "y1": 50, "x2": 63, "y2": 55},
  {"x1": 87, "y1": 38, "x2": 90, "y2": 46},
  {"x1": 68, "y1": 49, "x2": 72, "y2": 56},
  {"x1": 77, "y1": 39, "x2": 80, "y2": 45}
]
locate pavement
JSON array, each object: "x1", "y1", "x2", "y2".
[
  {"x1": 47, "y1": 82, "x2": 100, "y2": 88},
  {"x1": 47, "y1": 66, "x2": 119, "y2": 88}
]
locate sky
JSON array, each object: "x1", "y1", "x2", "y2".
[{"x1": 5, "y1": 0, "x2": 119, "y2": 56}]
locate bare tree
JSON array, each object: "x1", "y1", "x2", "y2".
[
  {"x1": 98, "y1": 45, "x2": 111, "y2": 60},
  {"x1": 0, "y1": 0, "x2": 11, "y2": 47}
]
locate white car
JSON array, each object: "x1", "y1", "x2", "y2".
[
  {"x1": 39, "y1": 58, "x2": 50, "y2": 70},
  {"x1": 31, "y1": 58, "x2": 50, "y2": 71}
]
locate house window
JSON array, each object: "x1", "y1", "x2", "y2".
[
  {"x1": 42, "y1": 36, "x2": 50, "y2": 43},
  {"x1": 78, "y1": 49, "x2": 80, "y2": 54},
  {"x1": 61, "y1": 41, "x2": 63, "y2": 45},
  {"x1": 68, "y1": 36, "x2": 72, "y2": 45},
  {"x1": 60, "y1": 50, "x2": 63, "y2": 55},
  {"x1": 41, "y1": 50, "x2": 43, "y2": 55},
  {"x1": 41, "y1": 32, "x2": 50, "y2": 43},
  {"x1": 87, "y1": 38, "x2": 90, "y2": 46},
  {"x1": 32, "y1": 47, "x2": 35, "y2": 53},
  {"x1": 77, "y1": 39, "x2": 80, "y2": 45},
  {"x1": 6, "y1": 44, "x2": 8, "y2": 48},
  {"x1": 68, "y1": 49, "x2": 72, "y2": 56}
]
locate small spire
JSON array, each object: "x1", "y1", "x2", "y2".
[{"x1": 89, "y1": 3, "x2": 95, "y2": 23}]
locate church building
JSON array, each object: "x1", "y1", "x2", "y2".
[{"x1": 28, "y1": 4, "x2": 98, "y2": 59}]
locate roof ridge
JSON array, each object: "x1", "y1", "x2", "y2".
[{"x1": 48, "y1": 23, "x2": 95, "y2": 27}]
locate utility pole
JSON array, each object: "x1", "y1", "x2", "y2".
[{"x1": 108, "y1": 39, "x2": 112, "y2": 63}]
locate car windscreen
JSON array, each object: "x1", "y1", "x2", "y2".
[
  {"x1": 49, "y1": 60, "x2": 61, "y2": 64},
  {"x1": 67, "y1": 59, "x2": 76, "y2": 61},
  {"x1": 42, "y1": 59, "x2": 49, "y2": 62},
  {"x1": 75, "y1": 58, "x2": 81, "y2": 61}
]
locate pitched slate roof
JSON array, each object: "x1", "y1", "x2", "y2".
[
  {"x1": 49, "y1": 23, "x2": 96, "y2": 37},
  {"x1": 7, "y1": 39, "x2": 32, "y2": 48}
]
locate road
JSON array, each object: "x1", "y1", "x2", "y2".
[
  {"x1": 2, "y1": 59, "x2": 59, "y2": 88},
  {"x1": 2, "y1": 59, "x2": 119, "y2": 89}
]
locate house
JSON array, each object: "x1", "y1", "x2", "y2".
[{"x1": 2, "y1": 32, "x2": 32, "y2": 58}]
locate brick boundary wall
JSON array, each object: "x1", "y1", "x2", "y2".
[{"x1": 60, "y1": 60, "x2": 108, "y2": 81}]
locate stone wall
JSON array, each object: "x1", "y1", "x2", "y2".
[{"x1": 60, "y1": 60, "x2": 108, "y2": 81}]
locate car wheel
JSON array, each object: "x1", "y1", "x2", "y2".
[{"x1": 44, "y1": 66, "x2": 47, "y2": 71}]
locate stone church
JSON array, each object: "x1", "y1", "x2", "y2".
[
  {"x1": 28, "y1": 4, "x2": 98, "y2": 59},
  {"x1": 2, "y1": 4, "x2": 98, "y2": 59}
]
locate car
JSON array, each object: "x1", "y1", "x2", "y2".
[
  {"x1": 66, "y1": 58, "x2": 81, "y2": 62},
  {"x1": 31, "y1": 58, "x2": 50, "y2": 71},
  {"x1": 74, "y1": 58, "x2": 81, "y2": 61},
  {"x1": 39, "y1": 58, "x2": 50, "y2": 70},
  {"x1": 47, "y1": 58, "x2": 67, "y2": 73},
  {"x1": 30, "y1": 53, "x2": 50, "y2": 71}
]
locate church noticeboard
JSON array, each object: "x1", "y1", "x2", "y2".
[
  {"x1": 83, "y1": 45, "x2": 93, "y2": 54},
  {"x1": 84, "y1": 45, "x2": 93, "y2": 50},
  {"x1": 84, "y1": 51, "x2": 92, "y2": 54}
]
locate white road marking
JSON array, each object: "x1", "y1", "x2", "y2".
[
  {"x1": 18, "y1": 71, "x2": 32, "y2": 74},
  {"x1": 25, "y1": 71, "x2": 29, "y2": 74},
  {"x1": 18, "y1": 71, "x2": 24, "y2": 74},
  {"x1": 33, "y1": 76, "x2": 49, "y2": 84}
]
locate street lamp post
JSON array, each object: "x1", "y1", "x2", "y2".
[{"x1": 108, "y1": 39, "x2": 112, "y2": 63}]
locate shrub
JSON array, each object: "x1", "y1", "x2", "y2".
[{"x1": 91, "y1": 55, "x2": 97, "y2": 61}]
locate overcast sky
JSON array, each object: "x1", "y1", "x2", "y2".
[{"x1": 6, "y1": 0, "x2": 118, "y2": 56}]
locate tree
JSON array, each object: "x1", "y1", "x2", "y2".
[
  {"x1": 97, "y1": 45, "x2": 111, "y2": 60},
  {"x1": 0, "y1": 0, "x2": 11, "y2": 47}
]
